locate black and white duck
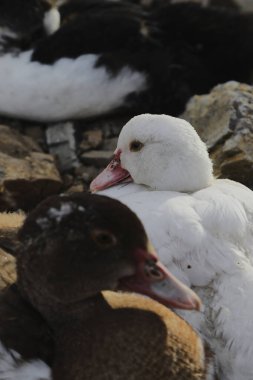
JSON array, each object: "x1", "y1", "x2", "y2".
[
  {"x1": 0, "y1": 1, "x2": 253, "y2": 121},
  {"x1": 0, "y1": 0, "x2": 60, "y2": 54}
]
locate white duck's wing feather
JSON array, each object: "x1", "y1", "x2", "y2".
[
  {"x1": 194, "y1": 179, "x2": 253, "y2": 263},
  {"x1": 209, "y1": 267, "x2": 253, "y2": 380},
  {"x1": 102, "y1": 182, "x2": 253, "y2": 380}
]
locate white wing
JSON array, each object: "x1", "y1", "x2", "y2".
[{"x1": 101, "y1": 180, "x2": 253, "y2": 380}]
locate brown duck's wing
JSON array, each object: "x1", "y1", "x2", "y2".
[
  {"x1": 0, "y1": 284, "x2": 53, "y2": 365},
  {"x1": 102, "y1": 291, "x2": 205, "y2": 379}
]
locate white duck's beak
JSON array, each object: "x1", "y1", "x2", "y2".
[
  {"x1": 90, "y1": 150, "x2": 132, "y2": 192},
  {"x1": 119, "y1": 245, "x2": 201, "y2": 311}
]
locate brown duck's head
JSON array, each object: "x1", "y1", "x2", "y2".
[{"x1": 17, "y1": 193, "x2": 200, "y2": 317}]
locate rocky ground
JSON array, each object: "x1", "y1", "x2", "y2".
[
  {"x1": 0, "y1": 80, "x2": 253, "y2": 297},
  {"x1": 0, "y1": 80, "x2": 253, "y2": 213}
]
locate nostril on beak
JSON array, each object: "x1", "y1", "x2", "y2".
[
  {"x1": 144, "y1": 260, "x2": 164, "y2": 280},
  {"x1": 109, "y1": 158, "x2": 120, "y2": 170}
]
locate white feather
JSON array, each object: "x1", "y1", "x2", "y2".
[
  {"x1": 43, "y1": 8, "x2": 61, "y2": 35},
  {"x1": 0, "y1": 52, "x2": 146, "y2": 121},
  {"x1": 0, "y1": 342, "x2": 51, "y2": 380}
]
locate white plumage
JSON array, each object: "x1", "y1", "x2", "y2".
[
  {"x1": 91, "y1": 113, "x2": 253, "y2": 380},
  {"x1": 0, "y1": 51, "x2": 145, "y2": 121},
  {"x1": 0, "y1": 343, "x2": 51, "y2": 380},
  {"x1": 43, "y1": 8, "x2": 61, "y2": 36}
]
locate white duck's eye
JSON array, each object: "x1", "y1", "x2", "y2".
[
  {"x1": 129, "y1": 140, "x2": 144, "y2": 152},
  {"x1": 91, "y1": 229, "x2": 117, "y2": 248}
]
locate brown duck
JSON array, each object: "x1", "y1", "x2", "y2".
[{"x1": 0, "y1": 194, "x2": 209, "y2": 379}]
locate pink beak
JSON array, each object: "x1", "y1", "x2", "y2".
[
  {"x1": 119, "y1": 247, "x2": 201, "y2": 311},
  {"x1": 90, "y1": 150, "x2": 132, "y2": 192}
]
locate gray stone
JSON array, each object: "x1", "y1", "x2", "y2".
[{"x1": 46, "y1": 122, "x2": 79, "y2": 171}]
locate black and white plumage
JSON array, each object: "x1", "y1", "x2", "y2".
[{"x1": 0, "y1": 1, "x2": 253, "y2": 121}]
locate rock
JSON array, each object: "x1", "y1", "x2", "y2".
[
  {"x1": 81, "y1": 165, "x2": 100, "y2": 183},
  {"x1": 234, "y1": 0, "x2": 253, "y2": 11},
  {"x1": 80, "y1": 129, "x2": 103, "y2": 152},
  {"x1": 103, "y1": 137, "x2": 118, "y2": 151},
  {"x1": 0, "y1": 211, "x2": 25, "y2": 257},
  {"x1": 171, "y1": 0, "x2": 239, "y2": 9},
  {"x1": 0, "y1": 124, "x2": 42, "y2": 158},
  {"x1": 0, "y1": 151, "x2": 62, "y2": 211},
  {"x1": 182, "y1": 81, "x2": 253, "y2": 187},
  {"x1": 81, "y1": 150, "x2": 113, "y2": 167},
  {"x1": 0, "y1": 125, "x2": 62, "y2": 210},
  {"x1": 66, "y1": 184, "x2": 85, "y2": 194},
  {"x1": 76, "y1": 116, "x2": 127, "y2": 139},
  {"x1": 46, "y1": 122, "x2": 79, "y2": 171},
  {"x1": 0, "y1": 248, "x2": 16, "y2": 290},
  {"x1": 23, "y1": 125, "x2": 45, "y2": 148},
  {"x1": 101, "y1": 117, "x2": 127, "y2": 138}
]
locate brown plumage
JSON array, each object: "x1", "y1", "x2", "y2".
[
  {"x1": 12, "y1": 193, "x2": 205, "y2": 379},
  {"x1": 50, "y1": 291, "x2": 204, "y2": 380}
]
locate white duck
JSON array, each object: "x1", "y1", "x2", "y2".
[{"x1": 91, "y1": 113, "x2": 253, "y2": 380}]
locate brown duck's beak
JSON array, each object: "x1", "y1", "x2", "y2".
[
  {"x1": 119, "y1": 245, "x2": 201, "y2": 311},
  {"x1": 90, "y1": 150, "x2": 132, "y2": 192}
]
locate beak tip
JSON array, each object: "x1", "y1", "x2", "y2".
[
  {"x1": 89, "y1": 181, "x2": 97, "y2": 193},
  {"x1": 189, "y1": 294, "x2": 202, "y2": 311}
]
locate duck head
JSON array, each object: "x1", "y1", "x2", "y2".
[
  {"x1": 17, "y1": 193, "x2": 200, "y2": 321},
  {"x1": 0, "y1": 0, "x2": 60, "y2": 54},
  {"x1": 90, "y1": 114, "x2": 214, "y2": 192}
]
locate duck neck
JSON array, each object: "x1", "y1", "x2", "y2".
[
  {"x1": 51, "y1": 293, "x2": 110, "y2": 332},
  {"x1": 17, "y1": 274, "x2": 110, "y2": 329},
  {"x1": 51, "y1": 294, "x2": 111, "y2": 380}
]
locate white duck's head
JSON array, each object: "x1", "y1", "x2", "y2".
[{"x1": 91, "y1": 114, "x2": 214, "y2": 192}]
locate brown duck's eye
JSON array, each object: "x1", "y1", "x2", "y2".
[
  {"x1": 91, "y1": 229, "x2": 117, "y2": 248},
  {"x1": 129, "y1": 140, "x2": 144, "y2": 152}
]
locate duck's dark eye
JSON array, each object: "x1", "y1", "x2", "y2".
[
  {"x1": 129, "y1": 140, "x2": 144, "y2": 152},
  {"x1": 91, "y1": 229, "x2": 117, "y2": 248}
]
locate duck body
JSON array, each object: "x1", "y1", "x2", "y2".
[
  {"x1": 0, "y1": 284, "x2": 52, "y2": 380},
  {"x1": 2, "y1": 2, "x2": 253, "y2": 120},
  {"x1": 0, "y1": 286, "x2": 204, "y2": 380},
  {"x1": 91, "y1": 114, "x2": 253, "y2": 380},
  {"x1": 99, "y1": 179, "x2": 253, "y2": 380},
  {"x1": 0, "y1": 193, "x2": 204, "y2": 379},
  {"x1": 0, "y1": 50, "x2": 145, "y2": 121}
]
